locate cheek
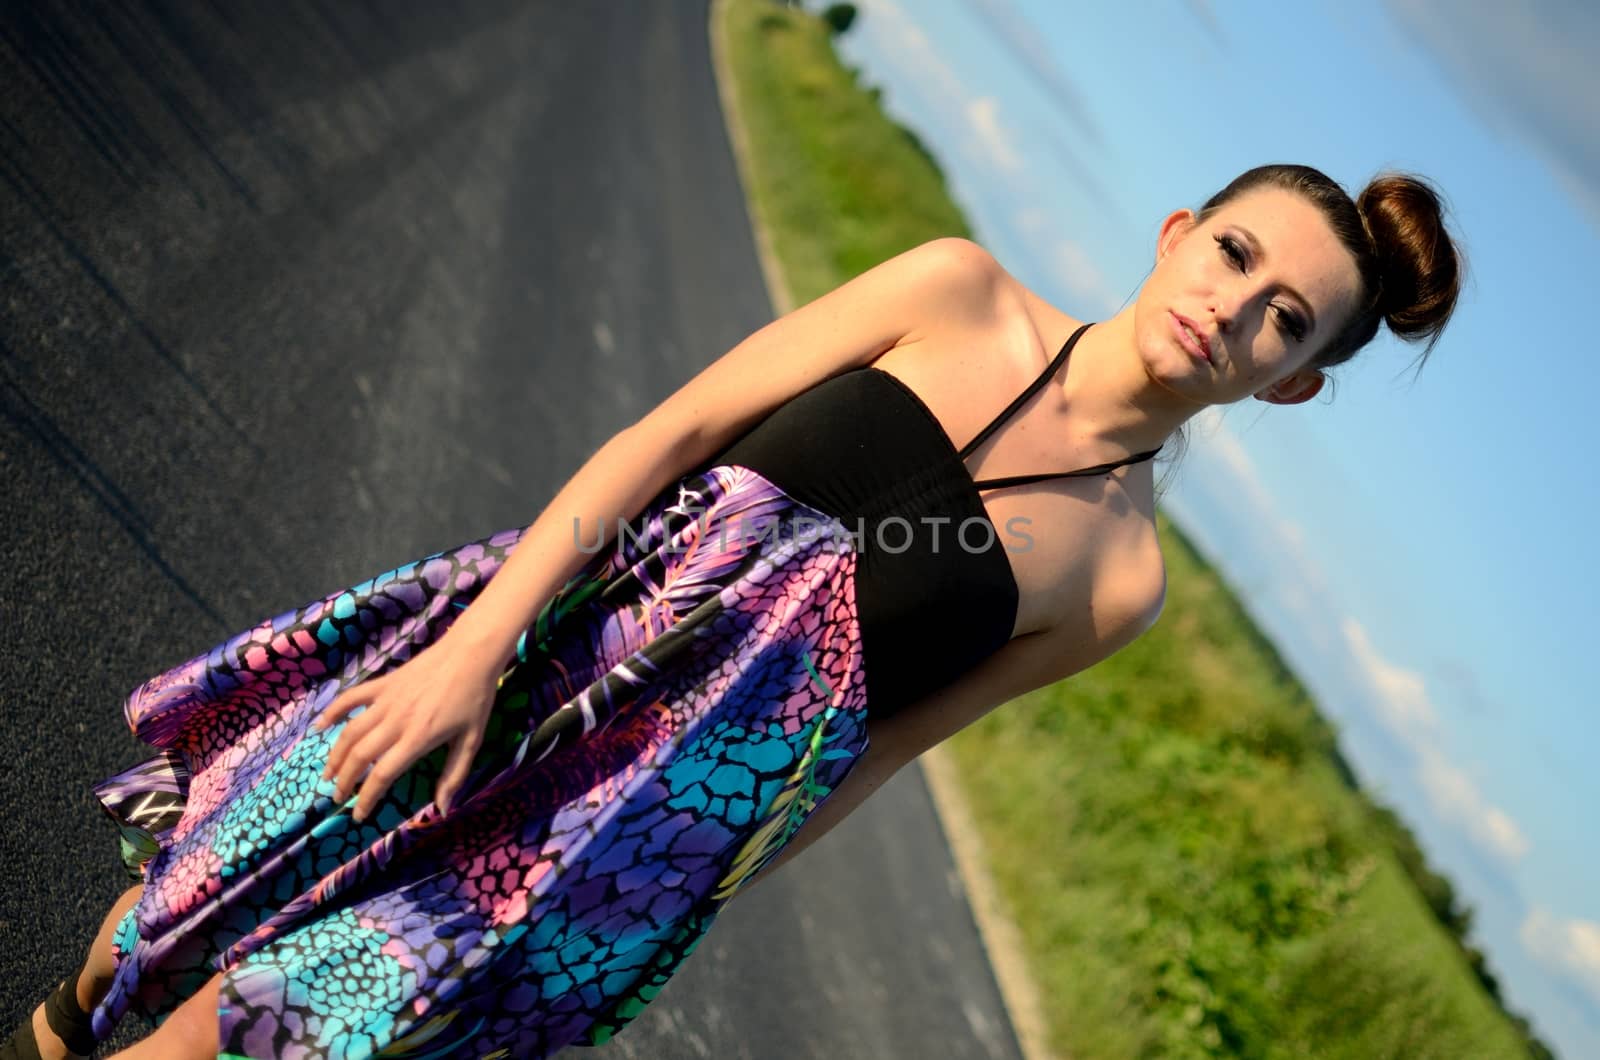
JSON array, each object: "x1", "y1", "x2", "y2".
[
  {"x1": 1251, "y1": 343, "x2": 1307, "y2": 387},
  {"x1": 1141, "y1": 265, "x2": 1180, "y2": 315}
]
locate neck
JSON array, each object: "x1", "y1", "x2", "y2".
[{"x1": 1057, "y1": 308, "x2": 1203, "y2": 461}]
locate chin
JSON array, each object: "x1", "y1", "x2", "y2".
[{"x1": 1139, "y1": 329, "x2": 1189, "y2": 376}]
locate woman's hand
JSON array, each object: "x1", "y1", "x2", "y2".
[{"x1": 312, "y1": 639, "x2": 507, "y2": 823}]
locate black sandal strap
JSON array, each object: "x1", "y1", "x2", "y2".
[
  {"x1": 0, "y1": 1008, "x2": 44, "y2": 1060},
  {"x1": 43, "y1": 977, "x2": 97, "y2": 1057}
]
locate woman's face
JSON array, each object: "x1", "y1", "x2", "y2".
[{"x1": 1134, "y1": 185, "x2": 1363, "y2": 408}]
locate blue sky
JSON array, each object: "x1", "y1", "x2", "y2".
[{"x1": 829, "y1": 1, "x2": 1599, "y2": 1054}]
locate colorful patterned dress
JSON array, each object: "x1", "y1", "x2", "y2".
[
  {"x1": 90, "y1": 463, "x2": 870, "y2": 1058},
  {"x1": 88, "y1": 323, "x2": 1158, "y2": 1058}
]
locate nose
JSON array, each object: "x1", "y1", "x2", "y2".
[{"x1": 1207, "y1": 299, "x2": 1234, "y2": 334}]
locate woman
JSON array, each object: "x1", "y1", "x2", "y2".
[{"x1": 7, "y1": 162, "x2": 1461, "y2": 1059}]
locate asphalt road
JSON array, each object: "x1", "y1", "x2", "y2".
[{"x1": 0, "y1": 3, "x2": 1025, "y2": 1057}]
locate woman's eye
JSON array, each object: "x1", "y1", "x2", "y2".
[
  {"x1": 1274, "y1": 305, "x2": 1307, "y2": 342},
  {"x1": 1213, "y1": 233, "x2": 1305, "y2": 341},
  {"x1": 1215, "y1": 234, "x2": 1247, "y2": 269}
]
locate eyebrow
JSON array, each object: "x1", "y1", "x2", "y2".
[{"x1": 1234, "y1": 225, "x2": 1318, "y2": 334}]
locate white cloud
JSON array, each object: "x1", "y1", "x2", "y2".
[
  {"x1": 959, "y1": 0, "x2": 1134, "y2": 224},
  {"x1": 858, "y1": 0, "x2": 1033, "y2": 183},
  {"x1": 965, "y1": 96, "x2": 1023, "y2": 173},
  {"x1": 965, "y1": 0, "x2": 1104, "y2": 143},
  {"x1": 1342, "y1": 618, "x2": 1439, "y2": 738},
  {"x1": 1522, "y1": 907, "x2": 1600, "y2": 1007},
  {"x1": 858, "y1": 0, "x2": 1139, "y2": 313},
  {"x1": 861, "y1": 0, "x2": 967, "y2": 108},
  {"x1": 1342, "y1": 616, "x2": 1530, "y2": 862},
  {"x1": 1414, "y1": 748, "x2": 1532, "y2": 862}
]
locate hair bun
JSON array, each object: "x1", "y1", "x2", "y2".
[{"x1": 1356, "y1": 173, "x2": 1463, "y2": 349}]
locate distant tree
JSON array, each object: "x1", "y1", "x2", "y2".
[
  {"x1": 822, "y1": 3, "x2": 858, "y2": 35},
  {"x1": 1462, "y1": 944, "x2": 1501, "y2": 1001},
  {"x1": 1509, "y1": 1013, "x2": 1560, "y2": 1060},
  {"x1": 1368, "y1": 801, "x2": 1475, "y2": 938}
]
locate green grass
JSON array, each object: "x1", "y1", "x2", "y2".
[
  {"x1": 718, "y1": 0, "x2": 972, "y2": 305},
  {"x1": 717, "y1": 1, "x2": 1550, "y2": 1056},
  {"x1": 944, "y1": 511, "x2": 1533, "y2": 1058}
]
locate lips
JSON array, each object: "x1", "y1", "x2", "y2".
[{"x1": 1170, "y1": 311, "x2": 1211, "y2": 363}]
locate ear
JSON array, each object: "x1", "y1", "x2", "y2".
[
  {"x1": 1156, "y1": 208, "x2": 1197, "y2": 264},
  {"x1": 1254, "y1": 366, "x2": 1324, "y2": 406}
]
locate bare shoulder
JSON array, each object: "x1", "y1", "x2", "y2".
[
  {"x1": 630, "y1": 237, "x2": 1007, "y2": 461},
  {"x1": 894, "y1": 236, "x2": 1011, "y2": 336},
  {"x1": 917, "y1": 235, "x2": 1007, "y2": 281}
]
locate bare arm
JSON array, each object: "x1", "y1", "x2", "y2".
[
  {"x1": 441, "y1": 237, "x2": 1006, "y2": 670},
  {"x1": 439, "y1": 420, "x2": 709, "y2": 668},
  {"x1": 735, "y1": 579, "x2": 1164, "y2": 895},
  {"x1": 322, "y1": 239, "x2": 1010, "y2": 818}
]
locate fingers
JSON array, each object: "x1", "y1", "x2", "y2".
[
  {"x1": 326, "y1": 720, "x2": 393, "y2": 802},
  {"x1": 352, "y1": 740, "x2": 422, "y2": 824},
  {"x1": 311, "y1": 676, "x2": 385, "y2": 733},
  {"x1": 434, "y1": 732, "x2": 483, "y2": 815},
  {"x1": 321, "y1": 700, "x2": 386, "y2": 782}
]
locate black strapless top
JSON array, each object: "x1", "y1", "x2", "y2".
[{"x1": 704, "y1": 323, "x2": 1161, "y2": 720}]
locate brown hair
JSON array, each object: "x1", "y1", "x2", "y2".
[{"x1": 1196, "y1": 163, "x2": 1464, "y2": 373}]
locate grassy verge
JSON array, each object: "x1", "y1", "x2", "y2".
[
  {"x1": 716, "y1": 1, "x2": 1549, "y2": 1057},
  {"x1": 715, "y1": 0, "x2": 972, "y2": 305}
]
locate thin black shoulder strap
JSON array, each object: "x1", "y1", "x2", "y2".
[
  {"x1": 963, "y1": 322, "x2": 1164, "y2": 488},
  {"x1": 968, "y1": 447, "x2": 1163, "y2": 490},
  {"x1": 957, "y1": 323, "x2": 1089, "y2": 460}
]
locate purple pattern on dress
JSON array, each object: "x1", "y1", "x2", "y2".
[{"x1": 90, "y1": 465, "x2": 872, "y2": 1058}]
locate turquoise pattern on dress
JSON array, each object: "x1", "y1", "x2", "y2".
[{"x1": 90, "y1": 464, "x2": 872, "y2": 1058}]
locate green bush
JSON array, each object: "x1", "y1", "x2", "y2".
[{"x1": 821, "y1": 3, "x2": 858, "y2": 36}]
